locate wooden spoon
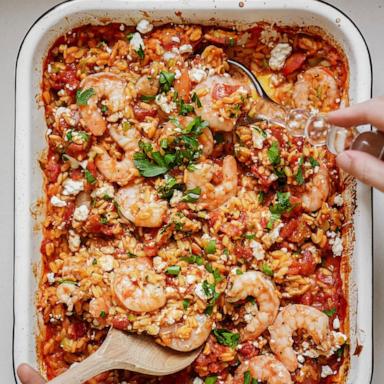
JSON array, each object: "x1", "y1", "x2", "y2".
[{"x1": 47, "y1": 328, "x2": 201, "y2": 384}]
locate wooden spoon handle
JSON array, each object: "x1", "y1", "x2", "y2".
[{"x1": 46, "y1": 351, "x2": 114, "y2": 384}]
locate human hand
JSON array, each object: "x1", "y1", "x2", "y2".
[
  {"x1": 327, "y1": 97, "x2": 384, "y2": 191},
  {"x1": 17, "y1": 364, "x2": 45, "y2": 384}
]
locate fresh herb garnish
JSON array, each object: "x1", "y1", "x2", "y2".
[
  {"x1": 166, "y1": 265, "x2": 181, "y2": 276},
  {"x1": 243, "y1": 233, "x2": 256, "y2": 240},
  {"x1": 267, "y1": 141, "x2": 280, "y2": 165},
  {"x1": 85, "y1": 169, "x2": 96, "y2": 184},
  {"x1": 213, "y1": 329, "x2": 240, "y2": 348},
  {"x1": 258, "y1": 191, "x2": 265, "y2": 204},
  {"x1": 191, "y1": 92, "x2": 202, "y2": 108},
  {"x1": 182, "y1": 187, "x2": 201, "y2": 203},
  {"x1": 181, "y1": 254, "x2": 204, "y2": 265},
  {"x1": 159, "y1": 71, "x2": 175, "y2": 93},
  {"x1": 157, "y1": 176, "x2": 183, "y2": 200},
  {"x1": 100, "y1": 311, "x2": 106, "y2": 318},
  {"x1": 267, "y1": 212, "x2": 280, "y2": 230},
  {"x1": 270, "y1": 191, "x2": 291, "y2": 215},
  {"x1": 100, "y1": 214, "x2": 108, "y2": 224},
  {"x1": 136, "y1": 45, "x2": 145, "y2": 59},
  {"x1": 205, "y1": 240, "x2": 216, "y2": 254},
  {"x1": 236, "y1": 268, "x2": 243, "y2": 275},
  {"x1": 101, "y1": 104, "x2": 108, "y2": 113},
  {"x1": 177, "y1": 99, "x2": 194, "y2": 115},
  {"x1": 244, "y1": 371, "x2": 252, "y2": 384},
  {"x1": 76, "y1": 88, "x2": 95, "y2": 106},
  {"x1": 229, "y1": 37, "x2": 235, "y2": 47},
  {"x1": 183, "y1": 299, "x2": 190, "y2": 310},
  {"x1": 133, "y1": 152, "x2": 169, "y2": 177},
  {"x1": 323, "y1": 308, "x2": 337, "y2": 317},
  {"x1": 205, "y1": 376, "x2": 218, "y2": 384},
  {"x1": 262, "y1": 263, "x2": 273, "y2": 276},
  {"x1": 309, "y1": 156, "x2": 319, "y2": 168},
  {"x1": 296, "y1": 156, "x2": 305, "y2": 185},
  {"x1": 140, "y1": 95, "x2": 156, "y2": 102}
]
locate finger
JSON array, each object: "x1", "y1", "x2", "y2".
[
  {"x1": 17, "y1": 364, "x2": 46, "y2": 384},
  {"x1": 336, "y1": 150, "x2": 384, "y2": 192},
  {"x1": 327, "y1": 97, "x2": 384, "y2": 130}
]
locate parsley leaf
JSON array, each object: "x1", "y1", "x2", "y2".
[
  {"x1": 178, "y1": 99, "x2": 195, "y2": 115},
  {"x1": 205, "y1": 240, "x2": 216, "y2": 254},
  {"x1": 181, "y1": 254, "x2": 204, "y2": 265},
  {"x1": 244, "y1": 371, "x2": 252, "y2": 384},
  {"x1": 182, "y1": 187, "x2": 201, "y2": 203},
  {"x1": 213, "y1": 329, "x2": 240, "y2": 348},
  {"x1": 136, "y1": 45, "x2": 145, "y2": 59},
  {"x1": 133, "y1": 152, "x2": 168, "y2": 177},
  {"x1": 267, "y1": 141, "x2": 280, "y2": 165},
  {"x1": 261, "y1": 264, "x2": 273, "y2": 276},
  {"x1": 191, "y1": 92, "x2": 202, "y2": 108},
  {"x1": 205, "y1": 376, "x2": 218, "y2": 384},
  {"x1": 159, "y1": 71, "x2": 175, "y2": 93},
  {"x1": 267, "y1": 212, "x2": 280, "y2": 230},
  {"x1": 157, "y1": 176, "x2": 183, "y2": 200},
  {"x1": 166, "y1": 265, "x2": 181, "y2": 276},
  {"x1": 183, "y1": 299, "x2": 190, "y2": 310},
  {"x1": 323, "y1": 308, "x2": 337, "y2": 317},
  {"x1": 270, "y1": 191, "x2": 291, "y2": 215},
  {"x1": 309, "y1": 156, "x2": 319, "y2": 167},
  {"x1": 296, "y1": 156, "x2": 305, "y2": 185},
  {"x1": 85, "y1": 169, "x2": 96, "y2": 184},
  {"x1": 140, "y1": 95, "x2": 156, "y2": 102},
  {"x1": 76, "y1": 88, "x2": 95, "y2": 105}
]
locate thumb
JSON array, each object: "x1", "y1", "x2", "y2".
[
  {"x1": 17, "y1": 364, "x2": 46, "y2": 384},
  {"x1": 336, "y1": 150, "x2": 384, "y2": 192}
]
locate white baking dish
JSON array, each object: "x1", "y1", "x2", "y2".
[{"x1": 13, "y1": 0, "x2": 373, "y2": 382}]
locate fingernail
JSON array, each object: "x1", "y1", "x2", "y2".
[{"x1": 336, "y1": 151, "x2": 352, "y2": 170}]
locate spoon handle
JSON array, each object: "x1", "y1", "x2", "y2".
[{"x1": 46, "y1": 351, "x2": 114, "y2": 384}]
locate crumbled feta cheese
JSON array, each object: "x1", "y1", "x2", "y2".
[
  {"x1": 68, "y1": 230, "x2": 81, "y2": 252},
  {"x1": 155, "y1": 94, "x2": 176, "y2": 113},
  {"x1": 130, "y1": 32, "x2": 145, "y2": 51},
  {"x1": 189, "y1": 68, "x2": 207, "y2": 83},
  {"x1": 332, "y1": 236, "x2": 343, "y2": 257},
  {"x1": 55, "y1": 107, "x2": 70, "y2": 119},
  {"x1": 62, "y1": 179, "x2": 84, "y2": 196},
  {"x1": 252, "y1": 129, "x2": 265, "y2": 149},
  {"x1": 194, "y1": 283, "x2": 208, "y2": 300},
  {"x1": 174, "y1": 69, "x2": 181, "y2": 79},
  {"x1": 170, "y1": 190, "x2": 183, "y2": 207},
  {"x1": 119, "y1": 24, "x2": 125, "y2": 31},
  {"x1": 99, "y1": 255, "x2": 114, "y2": 272},
  {"x1": 269, "y1": 43, "x2": 292, "y2": 71},
  {"x1": 250, "y1": 240, "x2": 265, "y2": 260},
  {"x1": 179, "y1": 44, "x2": 193, "y2": 54},
  {"x1": 193, "y1": 378, "x2": 203, "y2": 384},
  {"x1": 136, "y1": 19, "x2": 153, "y2": 34},
  {"x1": 333, "y1": 316, "x2": 340, "y2": 330},
  {"x1": 91, "y1": 184, "x2": 115, "y2": 199},
  {"x1": 171, "y1": 36, "x2": 180, "y2": 43},
  {"x1": 237, "y1": 32, "x2": 250, "y2": 46},
  {"x1": 50, "y1": 195, "x2": 67, "y2": 207},
  {"x1": 270, "y1": 223, "x2": 283, "y2": 242},
  {"x1": 321, "y1": 365, "x2": 334, "y2": 378},
  {"x1": 47, "y1": 273, "x2": 55, "y2": 284},
  {"x1": 270, "y1": 73, "x2": 283, "y2": 87},
  {"x1": 186, "y1": 275, "x2": 196, "y2": 285},
  {"x1": 297, "y1": 354, "x2": 305, "y2": 364},
  {"x1": 73, "y1": 205, "x2": 89, "y2": 221},
  {"x1": 334, "y1": 194, "x2": 343, "y2": 206},
  {"x1": 153, "y1": 256, "x2": 167, "y2": 273}
]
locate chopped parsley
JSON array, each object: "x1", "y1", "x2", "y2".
[
  {"x1": 140, "y1": 95, "x2": 156, "y2": 102},
  {"x1": 183, "y1": 299, "x2": 190, "y2": 310},
  {"x1": 181, "y1": 254, "x2": 204, "y2": 265},
  {"x1": 157, "y1": 176, "x2": 183, "y2": 200},
  {"x1": 267, "y1": 141, "x2": 280, "y2": 165},
  {"x1": 159, "y1": 71, "x2": 175, "y2": 93},
  {"x1": 229, "y1": 37, "x2": 236, "y2": 47},
  {"x1": 258, "y1": 191, "x2": 265, "y2": 204},
  {"x1": 213, "y1": 329, "x2": 240, "y2": 348},
  {"x1": 270, "y1": 191, "x2": 292, "y2": 215},
  {"x1": 205, "y1": 240, "x2": 216, "y2": 254},
  {"x1": 99, "y1": 214, "x2": 108, "y2": 224},
  {"x1": 136, "y1": 45, "x2": 145, "y2": 59},
  {"x1": 165, "y1": 265, "x2": 181, "y2": 276},
  {"x1": 323, "y1": 308, "x2": 337, "y2": 317},
  {"x1": 177, "y1": 99, "x2": 195, "y2": 115},
  {"x1": 182, "y1": 187, "x2": 201, "y2": 203},
  {"x1": 101, "y1": 104, "x2": 108, "y2": 113},
  {"x1": 309, "y1": 156, "x2": 319, "y2": 167},
  {"x1": 261, "y1": 263, "x2": 273, "y2": 276},
  {"x1": 243, "y1": 233, "x2": 256, "y2": 240},
  {"x1": 84, "y1": 169, "x2": 96, "y2": 184},
  {"x1": 296, "y1": 156, "x2": 305, "y2": 185},
  {"x1": 205, "y1": 376, "x2": 218, "y2": 384},
  {"x1": 236, "y1": 268, "x2": 243, "y2": 275},
  {"x1": 191, "y1": 92, "x2": 202, "y2": 108},
  {"x1": 76, "y1": 87, "x2": 95, "y2": 105},
  {"x1": 99, "y1": 311, "x2": 106, "y2": 318}
]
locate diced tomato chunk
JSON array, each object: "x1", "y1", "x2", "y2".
[
  {"x1": 45, "y1": 156, "x2": 61, "y2": 182},
  {"x1": 283, "y1": 52, "x2": 307, "y2": 76},
  {"x1": 133, "y1": 104, "x2": 157, "y2": 121},
  {"x1": 69, "y1": 320, "x2": 87, "y2": 339},
  {"x1": 111, "y1": 315, "x2": 130, "y2": 330},
  {"x1": 174, "y1": 68, "x2": 191, "y2": 102},
  {"x1": 288, "y1": 249, "x2": 317, "y2": 276}
]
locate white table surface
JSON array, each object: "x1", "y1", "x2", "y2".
[{"x1": 1, "y1": 0, "x2": 383, "y2": 382}]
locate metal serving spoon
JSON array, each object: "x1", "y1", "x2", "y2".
[
  {"x1": 46, "y1": 328, "x2": 201, "y2": 384},
  {"x1": 228, "y1": 58, "x2": 384, "y2": 159}
]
